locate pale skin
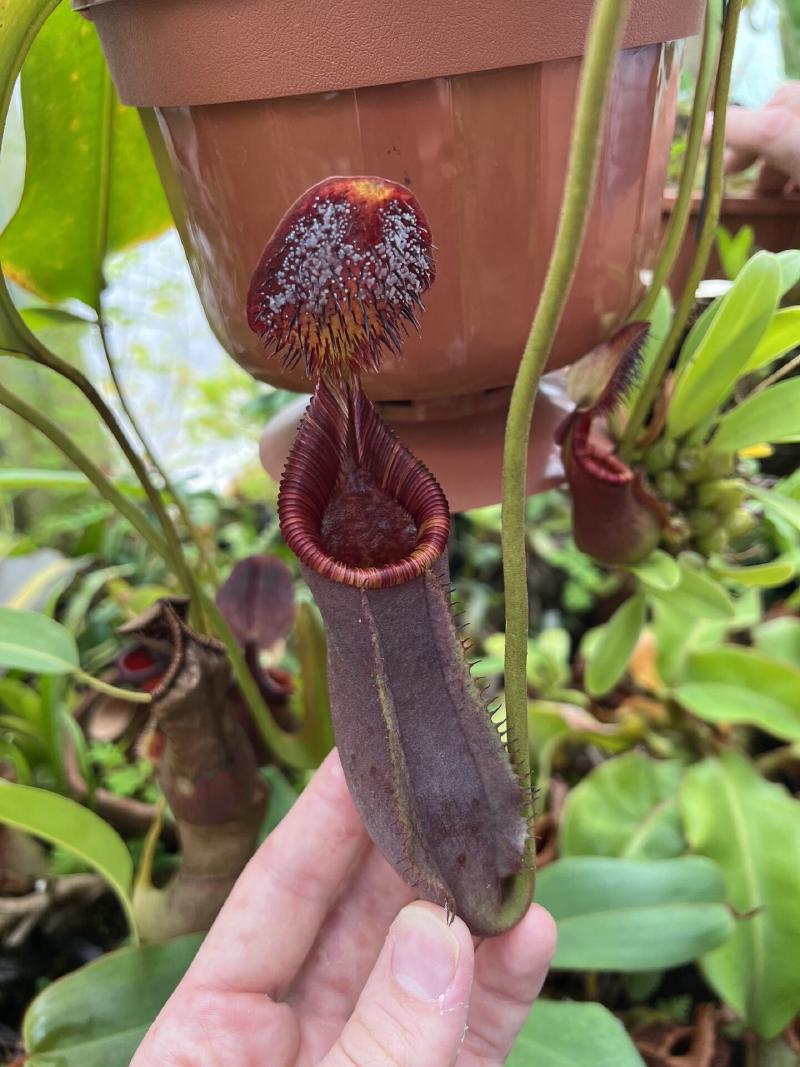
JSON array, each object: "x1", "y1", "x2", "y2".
[
  {"x1": 710, "y1": 81, "x2": 800, "y2": 192},
  {"x1": 131, "y1": 749, "x2": 557, "y2": 1067}
]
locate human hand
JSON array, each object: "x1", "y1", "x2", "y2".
[
  {"x1": 710, "y1": 82, "x2": 800, "y2": 194},
  {"x1": 131, "y1": 748, "x2": 556, "y2": 1066}
]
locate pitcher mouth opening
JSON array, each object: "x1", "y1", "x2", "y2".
[{"x1": 278, "y1": 377, "x2": 450, "y2": 589}]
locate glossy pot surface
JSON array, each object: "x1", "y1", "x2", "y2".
[{"x1": 149, "y1": 44, "x2": 681, "y2": 404}]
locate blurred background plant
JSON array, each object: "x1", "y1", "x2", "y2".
[{"x1": 1, "y1": 2, "x2": 799, "y2": 1066}]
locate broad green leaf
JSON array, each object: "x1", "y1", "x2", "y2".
[
  {"x1": 675, "y1": 297, "x2": 722, "y2": 375},
  {"x1": 754, "y1": 616, "x2": 800, "y2": 668},
  {"x1": 0, "y1": 781, "x2": 136, "y2": 934},
  {"x1": 777, "y1": 249, "x2": 800, "y2": 294},
  {"x1": 560, "y1": 752, "x2": 686, "y2": 860},
  {"x1": 674, "y1": 645, "x2": 800, "y2": 740},
  {"x1": 743, "y1": 306, "x2": 800, "y2": 373},
  {"x1": 509, "y1": 1000, "x2": 645, "y2": 1067},
  {"x1": 626, "y1": 548, "x2": 681, "y2": 591},
  {"x1": 584, "y1": 594, "x2": 645, "y2": 697},
  {"x1": 715, "y1": 557, "x2": 796, "y2": 588},
  {"x1": 649, "y1": 558, "x2": 734, "y2": 621},
  {"x1": 748, "y1": 483, "x2": 800, "y2": 532},
  {"x1": 0, "y1": 1, "x2": 170, "y2": 310},
  {"x1": 680, "y1": 753, "x2": 800, "y2": 1038},
  {"x1": 3, "y1": 552, "x2": 85, "y2": 612},
  {"x1": 0, "y1": 0, "x2": 61, "y2": 354},
  {"x1": 0, "y1": 605, "x2": 79, "y2": 672},
  {"x1": 711, "y1": 379, "x2": 800, "y2": 453},
  {"x1": 669, "y1": 252, "x2": 781, "y2": 436},
  {"x1": 23, "y1": 933, "x2": 201, "y2": 1065},
  {"x1": 536, "y1": 856, "x2": 733, "y2": 972}
]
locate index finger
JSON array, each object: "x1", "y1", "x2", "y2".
[{"x1": 183, "y1": 748, "x2": 370, "y2": 997}]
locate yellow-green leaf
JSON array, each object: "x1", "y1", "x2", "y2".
[
  {"x1": 743, "y1": 306, "x2": 800, "y2": 373},
  {"x1": 0, "y1": 781, "x2": 136, "y2": 935},
  {"x1": 711, "y1": 378, "x2": 800, "y2": 453},
  {"x1": 669, "y1": 252, "x2": 781, "y2": 437},
  {"x1": 0, "y1": 605, "x2": 79, "y2": 672},
  {"x1": 0, "y1": 1, "x2": 170, "y2": 310}
]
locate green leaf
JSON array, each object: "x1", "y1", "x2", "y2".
[
  {"x1": 748, "y1": 483, "x2": 800, "y2": 532},
  {"x1": 0, "y1": 781, "x2": 136, "y2": 935},
  {"x1": 754, "y1": 616, "x2": 800, "y2": 668},
  {"x1": 626, "y1": 548, "x2": 681, "y2": 591},
  {"x1": 584, "y1": 593, "x2": 645, "y2": 697},
  {"x1": 0, "y1": 1, "x2": 170, "y2": 310},
  {"x1": 0, "y1": 605, "x2": 79, "y2": 672},
  {"x1": 715, "y1": 557, "x2": 796, "y2": 589},
  {"x1": 743, "y1": 306, "x2": 800, "y2": 373},
  {"x1": 560, "y1": 752, "x2": 686, "y2": 860},
  {"x1": 716, "y1": 223, "x2": 754, "y2": 280},
  {"x1": 23, "y1": 933, "x2": 201, "y2": 1065},
  {"x1": 649, "y1": 558, "x2": 735, "y2": 621},
  {"x1": 669, "y1": 251, "x2": 782, "y2": 437},
  {"x1": 536, "y1": 856, "x2": 733, "y2": 972},
  {"x1": 674, "y1": 645, "x2": 800, "y2": 741},
  {"x1": 711, "y1": 379, "x2": 800, "y2": 453},
  {"x1": 0, "y1": 0, "x2": 62, "y2": 355},
  {"x1": 509, "y1": 1000, "x2": 645, "y2": 1067},
  {"x1": 777, "y1": 249, "x2": 800, "y2": 294},
  {"x1": 680, "y1": 753, "x2": 800, "y2": 1038}
]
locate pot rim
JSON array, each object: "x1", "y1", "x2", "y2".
[{"x1": 74, "y1": 0, "x2": 704, "y2": 108}]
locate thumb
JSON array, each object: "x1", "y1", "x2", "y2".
[{"x1": 322, "y1": 901, "x2": 475, "y2": 1067}]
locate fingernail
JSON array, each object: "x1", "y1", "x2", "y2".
[{"x1": 391, "y1": 905, "x2": 460, "y2": 1002}]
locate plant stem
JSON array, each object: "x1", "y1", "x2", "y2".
[
  {"x1": 0, "y1": 377, "x2": 290, "y2": 769},
  {"x1": 96, "y1": 316, "x2": 219, "y2": 589},
  {"x1": 634, "y1": 0, "x2": 722, "y2": 322},
  {"x1": 620, "y1": 0, "x2": 745, "y2": 460},
  {"x1": 0, "y1": 378, "x2": 172, "y2": 563},
  {"x1": 753, "y1": 349, "x2": 800, "y2": 393},
  {"x1": 0, "y1": 327, "x2": 202, "y2": 623},
  {"x1": 501, "y1": 0, "x2": 632, "y2": 800},
  {"x1": 202, "y1": 597, "x2": 318, "y2": 770},
  {"x1": 74, "y1": 669, "x2": 153, "y2": 704}
]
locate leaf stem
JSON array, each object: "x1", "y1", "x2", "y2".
[
  {"x1": 74, "y1": 669, "x2": 153, "y2": 704},
  {"x1": 0, "y1": 376, "x2": 172, "y2": 562},
  {"x1": 634, "y1": 0, "x2": 721, "y2": 322},
  {"x1": 619, "y1": 0, "x2": 745, "y2": 460},
  {"x1": 96, "y1": 316, "x2": 220, "y2": 589},
  {"x1": 0, "y1": 377, "x2": 290, "y2": 766},
  {"x1": 501, "y1": 0, "x2": 632, "y2": 801},
  {"x1": 202, "y1": 597, "x2": 319, "y2": 770}
]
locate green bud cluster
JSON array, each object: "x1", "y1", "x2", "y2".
[{"x1": 640, "y1": 439, "x2": 754, "y2": 557}]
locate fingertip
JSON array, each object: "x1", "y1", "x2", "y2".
[{"x1": 390, "y1": 901, "x2": 475, "y2": 1007}]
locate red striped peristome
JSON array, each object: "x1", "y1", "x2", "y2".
[{"x1": 278, "y1": 376, "x2": 451, "y2": 589}]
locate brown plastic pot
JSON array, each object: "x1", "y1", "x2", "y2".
[{"x1": 77, "y1": 0, "x2": 704, "y2": 508}]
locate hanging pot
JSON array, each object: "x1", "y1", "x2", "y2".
[{"x1": 76, "y1": 0, "x2": 704, "y2": 508}]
